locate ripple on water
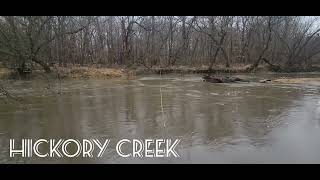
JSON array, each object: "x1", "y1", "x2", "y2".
[
  {"x1": 187, "y1": 90, "x2": 202, "y2": 94},
  {"x1": 185, "y1": 93, "x2": 202, "y2": 98},
  {"x1": 138, "y1": 77, "x2": 178, "y2": 81}
]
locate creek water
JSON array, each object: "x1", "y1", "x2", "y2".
[{"x1": 0, "y1": 73, "x2": 320, "y2": 163}]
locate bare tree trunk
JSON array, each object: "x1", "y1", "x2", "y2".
[{"x1": 248, "y1": 17, "x2": 273, "y2": 71}]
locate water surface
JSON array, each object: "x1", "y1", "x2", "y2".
[{"x1": 0, "y1": 73, "x2": 320, "y2": 163}]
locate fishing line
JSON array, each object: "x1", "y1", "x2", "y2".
[{"x1": 159, "y1": 69, "x2": 169, "y2": 138}]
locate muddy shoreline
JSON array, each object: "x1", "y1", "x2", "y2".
[{"x1": 1, "y1": 65, "x2": 320, "y2": 80}]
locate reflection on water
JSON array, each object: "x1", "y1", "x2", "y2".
[{"x1": 0, "y1": 73, "x2": 320, "y2": 163}]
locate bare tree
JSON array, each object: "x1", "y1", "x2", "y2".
[{"x1": 1, "y1": 16, "x2": 320, "y2": 73}]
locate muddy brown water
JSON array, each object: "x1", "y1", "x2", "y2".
[{"x1": 0, "y1": 73, "x2": 320, "y2": 163}]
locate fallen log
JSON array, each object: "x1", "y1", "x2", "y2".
[{"x1": 202, "y1": 75, "x2": 249, "y2": 83}]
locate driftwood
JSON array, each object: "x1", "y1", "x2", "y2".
[{"x1": 202, "y1": 75, "x2": 249, "y2": 83}]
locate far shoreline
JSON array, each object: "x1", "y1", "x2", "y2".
[{"x1": 1, "y1": 64, "x2": 320, "y2": 80}]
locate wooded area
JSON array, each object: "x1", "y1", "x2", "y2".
[{"x1": 1, "y1": 16, "x2": 320, "y2": 75}]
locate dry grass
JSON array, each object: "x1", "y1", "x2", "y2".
[
  {"x1": 1, "y1": 65, "x2": 132, "y2": 80},
  {"x1": 56, "y1": 66, "x2": 124, "y2": 79},
  {"x1": 0, "y1": 68, "x2": 14, "y2": 79},
  {"x1": 133, "y1": 64, "x2": 259, "y2": 75}
]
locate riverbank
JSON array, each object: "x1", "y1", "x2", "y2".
[
  {"x1": 56, "y1": 66, "x2": 124, "y2": 79},
  {"x1": 132, "y1": 65, "x2": 255, "y2": 75},
  {"x1": 0, "y1": 66, "x2": 125, "y2": 80},
  {"x1": 1, "y1": 64, "x2": 320, "y2": 80},
  {"x1": 0, "y1": 65, "x2": 251, "y2": 80}
]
